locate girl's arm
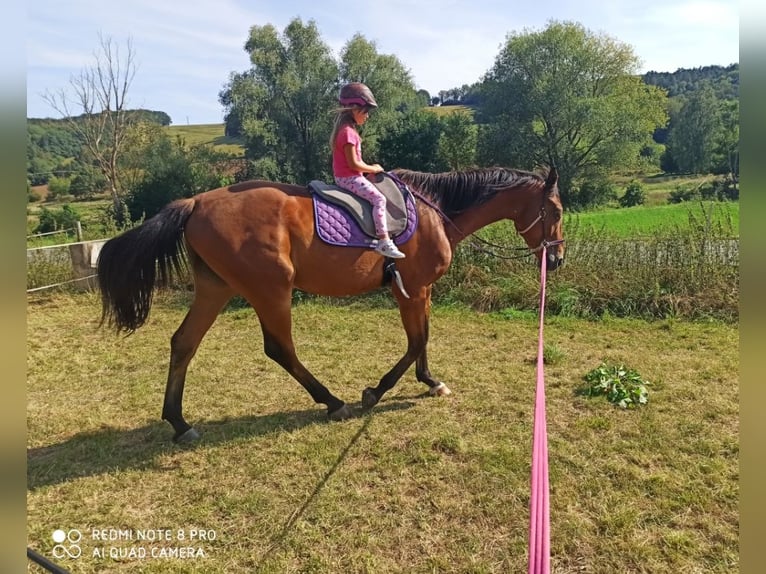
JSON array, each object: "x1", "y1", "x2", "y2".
[{"x1": 343, "y1": 144, "x2": 384, "y2": 174}]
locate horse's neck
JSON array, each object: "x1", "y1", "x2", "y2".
[{"x1": 446, "y1": 193, "x2": 525, "y2": 244}]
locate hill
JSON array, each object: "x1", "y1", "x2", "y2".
[
  {"x1": 642, "y1": 63, "x2": 738, "y2": 99},
  {"x1": 164, "y1": 123, "x2": 245, "y2": 157}
]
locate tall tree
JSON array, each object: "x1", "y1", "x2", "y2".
[
  {"x1": 479, "y1": 21, "x2": 667, "y2": 207},
  {"x1": 668, "y1": 83, "x2": 731, "y2": 175},
  {"x1": 338, "y1": 34, "x2": 421, "y2": 162},
  {"x1": 219, "y1": 22, "x2": 422, "y2": 180},
  {"x1": 438, "y1": 110, "x2": 477, "y2": 170},
  {"x1": 236, "y1": 18, "x2": 339, "y2": 183},
  {"x1": 377, "y1": 109, "x2": 446, "y2": 172},
  {"x1": 43, "y1": 34, "x2": 137, "y2": 221}
]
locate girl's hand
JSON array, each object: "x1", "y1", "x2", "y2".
[{"x1": 368, "y1": 164, "x2": 384, "y2": 174}]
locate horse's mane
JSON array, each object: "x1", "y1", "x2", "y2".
[{"x1": 393, "y1": 167, "x2": 544, "y2": 218}]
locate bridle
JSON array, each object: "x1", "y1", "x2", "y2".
[{"x1": 514, "y1": 205, "x2": 565, "y2": 254}]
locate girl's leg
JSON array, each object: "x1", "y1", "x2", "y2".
[{"x1": 335, "y1": 175, "x2": 389, "y2": 238}]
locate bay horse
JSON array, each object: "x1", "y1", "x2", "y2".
[{"x1": 97, "y1": 167, "x2": 565, "y2": 442}]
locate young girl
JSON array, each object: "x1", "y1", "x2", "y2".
[{"x1": 330, "y1": 82, "x2": 406, "y2": 259}]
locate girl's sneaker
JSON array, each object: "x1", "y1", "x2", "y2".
[{"x1": 374, "y1": 238, "x2": 405, "y2": 259}]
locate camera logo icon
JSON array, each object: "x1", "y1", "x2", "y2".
[{"x1": 52, "y1": 529, "x2": 82, "y2": 559}]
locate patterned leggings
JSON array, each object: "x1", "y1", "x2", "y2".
[{"x1": 335, "y1": 175, "x2": 389, "y2": 238}]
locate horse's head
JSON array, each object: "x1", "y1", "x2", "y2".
[{"x1": 514, "y1": 167, "x2": 565, "y2": 271}]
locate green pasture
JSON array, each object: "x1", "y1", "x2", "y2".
[
  {"x1": 565, "y1": 200, "x2": 739, "y2": 239},
  {"x1": 165, "y1": 123, "x2": 246, "y2": 157},
  {"x1": 27, "y1": 292, "x2": 738, "y2": 573},
  {"x1": 425, "y1": 105, "x2": 475, "y2": 117}
]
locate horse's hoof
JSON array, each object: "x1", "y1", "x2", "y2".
[
  {"x1": 429, "y1": 382, "x2": 452, "y2": 397},
  {"x1": 173, "y1": 427, "x2": 201, "y2": 444},
  {"x1": 328, "y1": 404, "x2": 353, "y2": 421},
  {"x1": 361, "y1": 387, "x2": 379, "y2": 410}
]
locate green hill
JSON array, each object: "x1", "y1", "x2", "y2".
[{"x1": 165, "y1": 123, "x2": 245, "y2": 157}]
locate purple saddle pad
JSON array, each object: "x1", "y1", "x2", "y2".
[{"x1": 311, "y1": 181, "x2": 418, "y2": 249}]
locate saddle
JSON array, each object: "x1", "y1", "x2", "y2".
[{"x1": 308, "y1": 172, "x2": 417, "y2": 248}]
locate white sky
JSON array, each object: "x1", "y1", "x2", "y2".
[{"x1": 27, "y1": 0, "x2": 739, "y2": 125}]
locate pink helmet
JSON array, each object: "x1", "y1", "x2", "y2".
[{"x1": 339, "y1": 82, "x2": 378, "y2": 108}]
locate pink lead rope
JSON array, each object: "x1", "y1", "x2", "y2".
[{"x1": 528, "y1": 245, "x2": 551, "y2": 574}]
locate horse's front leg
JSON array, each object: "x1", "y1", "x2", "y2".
[
  {"x1": 416, "y1": 348, "x2": 452, "y2": 397},
  {"x1": 414, "y1": 286, "x2": 452, "y2": 398},
  {"x1": 362, "y1": 287, "x2": 445, "y2": 410}
]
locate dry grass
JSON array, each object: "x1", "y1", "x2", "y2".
[{"x1": 27, "y1": 292, "x2": 738, "y2": 573}]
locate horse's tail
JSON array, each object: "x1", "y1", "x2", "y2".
[{"x1": 97, "y1": 198, "x2": 196, "y2": 333}]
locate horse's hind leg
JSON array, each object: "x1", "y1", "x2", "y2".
[
  {"x1": 162, "y1": 267, "x2": 233, "y2": 442},
  {"x1": 247, "y1": 290, "x2": 352, "y2": 421}
]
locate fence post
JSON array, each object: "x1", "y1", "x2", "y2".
[{"x1": 75, "y1": 221, "x2": 83, "y2": 242}]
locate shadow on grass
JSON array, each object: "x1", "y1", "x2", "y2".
[
  {"x1": 27, "y1": 400, "x2": 416, "y2": 491},
  {"x1": 256, "y1": 413, "x2": 374, "y2": 568}
]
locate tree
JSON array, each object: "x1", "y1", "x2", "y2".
[
  {"x1": 125, "y1": 131, "x2": 235, "y2": 220},
  {"x1": 228, "y1": 19, "x2": 339, "y2": 183},
  {"x1": 219, "y1": 20, "x2": 422, "y2": 181},
  {"x1": 43, "y1": 34, "x2": 138, "y2": 222},
  {"x1": 69, "y1": 167, "x2": 107, "y2": 199},
  {"x1": 338, "y1": 34, "x2": 422, "y2": 162},
  {"x1": 438, "y1": 110, "x2": 477, "y2": 170},
  {"x1": 714, "y1": 98, "x2": 739, "y2": 180},
  {"x1": 667, "y1": 84, "x2": 721, "y2": 174},
  {"x1": 479, "y1": 21, "x2": 667, "y2": 207},
  {"x1": 377, "y1": 110, "x2": 447, "y2": 172}
]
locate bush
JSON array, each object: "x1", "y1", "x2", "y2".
[
  {"x1": 570, "y1": 179, "x2": 617, "y2": 210},
  {"x1": 619, "y1": 181, "x2": 646, "y2": 207},
  {"x1": 47, "y1": 176, "x2": 72, "y2": 200},
  {"x1": 70, "y1": 169, "x2": 107, "y2": 199},
  {"x1": 668, "y1": 184, "x2": 699, "y2": 203},
  {"x1": 35, "y1": 205, "x2": 81, "y2": 234},
  {"x1": 713, "y1": 175, "x2": 739, "y2": 201}
]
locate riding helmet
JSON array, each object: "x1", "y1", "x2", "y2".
[{"x1": 338, "y1": 82, "x2": 378, "y2": 108}]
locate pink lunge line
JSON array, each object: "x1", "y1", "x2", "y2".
[{"x1": 528, "y1": 246, "x2": 550, "y2": 574}]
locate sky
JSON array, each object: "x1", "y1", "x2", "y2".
[{"x1": 27, "y1": 0, "x2": 739, "y2": 125}]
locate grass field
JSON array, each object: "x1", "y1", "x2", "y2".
[
  {"x1": 564, "y1": 200, "x2": 739, "y2": 239},
  {"x1": 425, "y1": 105, "x2": 475, "y2": 117},
  {"x1": 27, "y1": 292, "x2": 738, "y2": 573},
  {"x1": 165, "y1": 123, "x2": 246, "y2": 157}
]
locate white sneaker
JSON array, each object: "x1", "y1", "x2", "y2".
[{"x1": 374, "y1": 238, "x2": 406, "y2": 259}]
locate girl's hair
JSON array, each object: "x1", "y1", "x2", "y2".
[{"x1": 329, "y1": 106, "x2": 360, "y2": 149}]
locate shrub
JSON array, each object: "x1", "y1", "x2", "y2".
[
  {"x1": 668, "y1": 184, "x2": 699, "y2": 203},
  {"x1": 712, "y1": 175, "x2": 739, "y2": 201},
  {"x1": 570, "y1": 179, "x2": 617, "y2": 210},
  {"x1": 619, "y1": 181, "x2": 646, "y2": 207},
  {"x1": 35, "y1": 205, "x2": 81, "y2": 234},
  {"x1": 47, "y1": 176, "x2": 72, "y2": 200},
  {"x1": 70, "y1": 169, "x2": 107, "y2": 199}
]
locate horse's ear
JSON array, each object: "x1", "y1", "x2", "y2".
[{"x1": 545, "y1": 167, "x2": 558, "y2": 190}]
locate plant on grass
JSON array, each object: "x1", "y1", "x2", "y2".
[
  {"x1": 581, "y1": 363, "x2": 650, "y2": 408},
  {"x1": 543, "y1": 342, "x2": 566, "y2": 365}
]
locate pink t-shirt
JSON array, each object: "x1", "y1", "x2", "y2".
[{"x1": 332, "y1": 124, "x2": 363, "y2": 178}]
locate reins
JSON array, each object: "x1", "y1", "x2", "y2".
[{"x1": 406, "y1": 185, "x2": 563, "y2": 259}]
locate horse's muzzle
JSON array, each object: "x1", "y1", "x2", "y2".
[{"x1": 546, "y1": 252, "x2": 564, "y2": 271}]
